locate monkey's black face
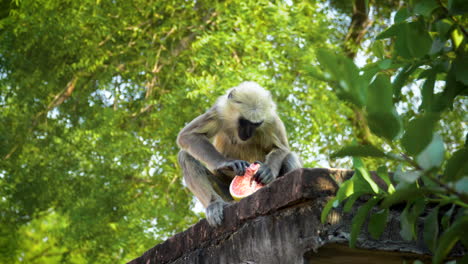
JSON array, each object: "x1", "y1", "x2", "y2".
[{"x1": 238, "y1": 117, "x2": 263, "y2": 141}]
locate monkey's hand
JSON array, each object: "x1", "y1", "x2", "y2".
[
  {"x1": 206, "y1": 200, "x2": 229, "y2": 227},
  {"x1": 215, "y1": 160, "x2": 250, "y2": 176},
  {"x1": 253, "y1": 161, "x2": 274, "y2": 184}
]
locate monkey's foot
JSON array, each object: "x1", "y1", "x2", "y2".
[{"x1": 206, "y1": 200, "x2": 229, "y2": 227}]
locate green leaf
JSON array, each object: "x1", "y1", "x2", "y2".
[
  {"x1": 420, "y1": 74, "x2": 436, "y2": 111},
  {"x1": 378, "y1": 59, "x2": 393, "y2": 70},
  {"x1": 416, "y1": 134, "x2": 445, "y2": 171},
  {"x1": 413, "y1": 0, "x2": 439, "y2": 17},
  {"x1": 435, "y1": 19, "x2": 454, "y2": 41},
  {"x1": 353, "y1": 157, "x2": 380, "y2": 194},
  {"x1": 458, "y1": 255, "x2": 468, "y2": 264},
  {"x1": 401, "y1": 114, "x2": 438, "y2": 156},
  {"x1": 432, "y1": 69, "x2": 467, "y2": 112},
  {"x1": 350, "y1": 197, "x2": 381, "y2": 248},
  {"x1": 395, "y1": 22, "x2": 433, "y2": 59},
  {"x1": 448, "y1": 0, "x2": 468, "y2": 15},
  {"x1": 371, "y1": 40, "x2": 385, "y2": 59},
  {"x1": 336, "y1": 179, "x2": 358, "y2": 202},
  {"x1": 368, "y1": 208, "x2": 389, "y2": 239},
  {"x1": 393, "y1": 64, "x2": 418, "y2": 102},
  {"x1": 331, "y1": 144, "x2": 387, "y2": 158},
  {"x1": 321, "y1": 197, "x2": 337, "y2": 223},
  {"x1": 361, "y1": 63, "x2": 381, "y2": 83},
  {"x1": 452, "y1": 54, "x2": 468, "y2": 86},
  {"x1": 381, "y1": 185, "x2": 422, "y2": 208},
  {"x1": 423, "y1": 206, "x2": 439, "y2": 252},
  {"x1": 316, "y1": 49, "x2": 367, "y2": 107},
  {"x1": 366, "y1": 74, "x2": 402, "y2": 140},
  {"x1": 377, "y1": 166, "x2": 396, "y2": 194},
  {"x1": 433, "y1": 216, "x2": 468, "y2": 264},
  {"x1": 452, "y1": 28, "x2": 464, "y2": 48},
  {"x1": 400, "y1": 203, "x2": 414, "y2": 241},
  {"x1": 441, "y1": 204, "x2": 455, "y2": 230},
  {"x1": 444, "y1": 147, "x2": 468, "y2": 181},
  {"x1": 344, "y1": 192, "x2": 365, "y2": 213},
  {"x1": 394, "y1": 8, "x2": 410, "y2": 23},
  {"x1": 455, "y1": 177, "x2": 468, "y2": 194},
  {"x1": 429, "y1": 37, "x2": 446, "y2": 55},
  {"x1": 367, "y1": 74, "x2": 395, "y2": 112},
  {"x1": 304, "y1": 65, "x2": 330, "y2": 82},
  {"x1": 321, "y1": 176, "x2": 363, "y2": 223},
  {"x1": 376, "y1": 23, "x2": 404, "y2": 40},
  {"x1": 400, "y1": 199, "x2": 426, "y2": 241},
  {"x1": 395, "y1": 171, "x2": 423, "y2": 184},
  {"x1": 368, "y1": 112, "x2": 402, "y2": 141}
]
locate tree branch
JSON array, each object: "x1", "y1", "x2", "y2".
[
  {"x1": 4, "y1": 76, "x2": 79, "y2": 160},
  {"x1": 46, "y1": 76, "x2": 78, "y2": 111},
  {"x1": 343, "y1": 0, "x2": 371, "y2": 59}
]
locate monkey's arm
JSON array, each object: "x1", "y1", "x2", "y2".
[
  {"x1": 255, "y1": 116, "x2": 291, "y2": 183},
  {"x1": 177, "y1": 108, "x2": 226, "y2": 171}
]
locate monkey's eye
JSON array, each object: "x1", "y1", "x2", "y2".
[{"x1": 233, "y1": 100, "x2": 242, "y2": 104}]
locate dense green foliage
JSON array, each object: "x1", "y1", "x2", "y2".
[
  {"x1": 319, "y1": 1, "x2": 468, "y2": 263},
  {"x1": 0, "y1": 0, "x2": 351, "y2": 262},
  {"x1": 0, "y1": 0, "x2": 466, "y2": 263}
]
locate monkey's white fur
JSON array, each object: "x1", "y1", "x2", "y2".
[
  {"x1": 216, "y1": 81, "x2": 277, "y2": 124},
  {"x1": 177, "y1": 81, "x2": 302, "y2": 226}
]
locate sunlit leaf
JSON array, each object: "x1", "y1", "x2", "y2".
[
  {"x1": 377, "y1": 166, "x2": 396, "y2": 194},
  {"x1": 451, "y1": 28, "x2": 464, "y2": 48},
  {"x1": 353, "y1": 157, "x2": 380, "y2": 194},
  {"x1": 321, "y1": 197, "x2": 337, "y2": 224}
]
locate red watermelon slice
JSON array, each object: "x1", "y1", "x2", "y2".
[{"x1": 229, "y1": 163, "x2": 264, "y2": 201}]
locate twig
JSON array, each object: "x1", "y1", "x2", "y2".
[{"x1": 402, "y1": 153, "x2": 468, "y2": 204}]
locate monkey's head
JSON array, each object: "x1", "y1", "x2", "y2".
[{"x1": 217, "y1": 81, "x2": 277, "y2": 141}]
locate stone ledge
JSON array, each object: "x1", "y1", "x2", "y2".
[
  {"x1": 129, "y1": 168, "x2": 347, "y2": 264},
  {"x1": 127, "y1": 168, "x2": 464, "y2": 264}
]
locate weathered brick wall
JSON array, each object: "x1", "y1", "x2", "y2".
[{"x1": 127, "y1": 168, "x2": 464, "y2": 264}]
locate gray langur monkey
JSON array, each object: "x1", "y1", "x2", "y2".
[{"x1": 177, "y1": 81, "x2": 302, "y2": 226}]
